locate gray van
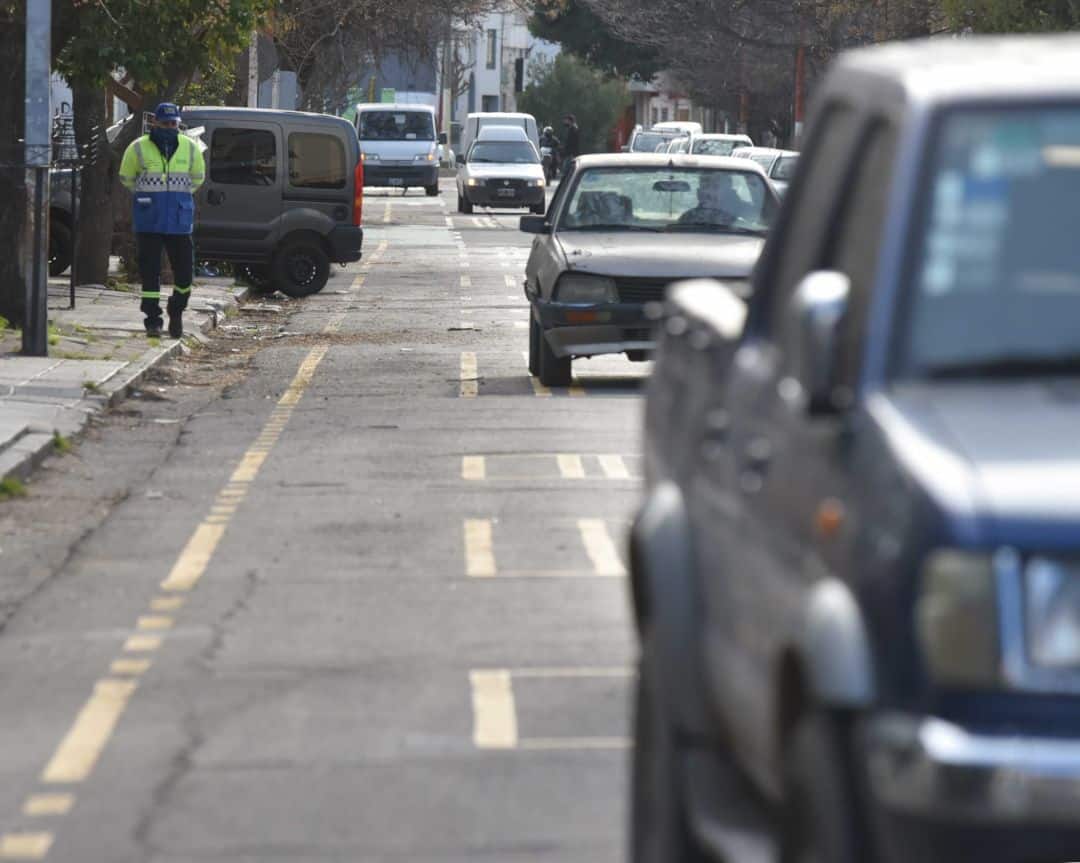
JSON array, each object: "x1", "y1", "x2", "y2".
[{"x1": 184, "y1": 107, "x2": 364, "y2": 297}]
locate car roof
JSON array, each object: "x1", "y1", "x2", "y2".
[
  {"x1": 468, "y1": 112, "x2": 534, "y2": 120},
  {"x1": 695, "y1": 133, "x2": 753, "y2": 141},
  {"x1": 571, "y1": 153, "x2": 768, "y2": 175},
  {"x1": 830, "y1": 34, "x2": 1080, "y2": 105},
  {"x1": 355, "y1": 103, "x2": 435, "y2": 113},
  {"x1": 476, "y1": 125, "x2": 531, "y2": 141}
]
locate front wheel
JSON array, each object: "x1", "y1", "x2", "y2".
[
  {"x1": 237, "y1": 264, "x2": 274, "y2": 293},
  {"x1": 272, "y1": 237, "x2": 330, "y2": 298},
  {"x1": 425, "y1": 184, "x2": 439, "y2": 197},
  {"x1": 528, "y1": 314, "x2": 540, "y2": 376},
  {"x1": 537, "y1": 324, "x2": 571, "y2": 387},
  {"x1": 461, "y1": 193, "x2": 474, "y2": 215}
]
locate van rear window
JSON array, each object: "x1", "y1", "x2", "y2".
[
  {"x1": 359, "y1": 111, "x2": 435, "y2": 141},
  {"x1": 288, "y1": 133, "x2": 346, "y2": 190}
]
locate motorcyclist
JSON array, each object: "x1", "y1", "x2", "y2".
[{"x1": 539, "y1": 125, "x2": 561, "y2": 180}]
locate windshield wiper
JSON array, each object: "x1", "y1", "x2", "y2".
[
  {"x1": 665, "y1": 223, "x2": 767, "y2": 236},
  {"x1": 924, "y1": 352, "x2": 1080, "y2": 379},
  {"x1": 565, "y1": 224, "x2": 663, "y2": 232}
]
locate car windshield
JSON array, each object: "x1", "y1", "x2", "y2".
[
  {"x1": 468, "y1": 141, "x2": 538, "y2": 164},
  {"x1": 630, "y1": 133, "x2": 675, "y2": 152},
  {"x1": 692, "y1": 139, "x2": 742, "y2": 156},
  {"x1": 903, "y1": 107, "x2": 1080, "y2": 377},
  {"x1": 359, "y1": 110, "x2": 435, "y2": 142},
  {"x1": 558, "y1": 166, "x2": 776, "y2": 234},
  {"x1": 772, "y1": 155, "x2": 798, "y2": 180},
  {"x1": 748, "y1": 153, "x2": 777, "y2": 172}
]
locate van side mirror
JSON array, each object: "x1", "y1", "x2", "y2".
[
  {"x1": 438, "y1": 131, "x2": 448, "y2": 145},
  {"x1": 455, "y1": 153, "x2": 465, "y2": 166},
  {"x1": 519, "y1": 215, "x2": 550, "y2": 234},
  {"x1": 790, "y1": 271, "x2": 851, "y2": 414}
]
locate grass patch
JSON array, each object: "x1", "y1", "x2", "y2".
[
  {"x1": 82, "y1": 380, "x2": 102, "y2": 393},
  {"x1": 0, "y1": 477, "x2": 27, "y2": 499},
  {"x1": 0, "y1": 315, "x2": 10, "y2": 330},
  {"x1": 53, "y1": 432, "x2": 73, "y2": 454}
]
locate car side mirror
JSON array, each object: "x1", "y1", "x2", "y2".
[
  {"x1": 438, "y1": 131, "x2": 448, "y2": 145},
  {"x1": 455, "y1": 153, "x2": 465, "y2": 166},
  {"x1": 790, "y1": 270, "x2": 851, "y2": 414},
  {"x1": 519, "y1": 215, "x2": 550, "y2": 235}
]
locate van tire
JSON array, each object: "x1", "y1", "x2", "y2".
[
  {"x1": 528, "y1": 315, "x2": 540, "y2": 376},
  {"x1": 49, "y1": 219, "x2": 72, "y2": 277},
  {"x1": 537, "y1": 326, "x2": 571, "y2": 387},
  {"x1": 272, "y1": 237, "x2": 330, "y2": 298},
  {"x1": 426, "y1": 184, "x2": 439, "y2": 197},
  {"x1": 237, "y1": 264, "x2": 275, "y2": 294},
  {"x1": 461, "y1": 194, "x2": 474, "y2": 215}
]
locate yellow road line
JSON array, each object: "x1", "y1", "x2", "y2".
[
  {"x1": 495, "y1": 569, "x2": 626, "y2": 579},
  {"x1": 21, "y1": 795, "x2": 73, "y2": 817},
  {"x1": 504, "y1": 274, "x2": 517, "y2": 290},
  {"x1": 518, "y1": 737, "x2": 631, "y2": 751},
  {"x1": 510, "y1": 667, "x2": 633, "y2": 678},
  {"x1": 568, "y1": 379, "x2": 586, "y2": 397},
  {"x1": 383, "y1": 201, "x2": 392, "y2": 223},
  {"x1": 521, "y1": 352, "x2": 551, "y2": 397},
  {"x1": 462, "y1": 456, "x2": 486, "y2": 481},
  {"x1": 578, "y1": 519, "x2": 627, "y2": 576},
  {"x1": 136, "y1": 615, "x2": 172, "y2": 631},
  {"x1": 109, "y1": 658, "x2": 152, "y2": 676},
  {"x1": 557, "y1": 454, "x2": 585, "y2": 479},
  {"x1": 460, "y1": 274, "x2": 471, "y2": 289},
  {"x1": 460, "y1": 352, "x2": 478, "y2": 398},
  {"x1": 0, "y1": 832, "x2": 53, "y2": 859},
  {"x1": 122, "y1": 634, "x2": 161, "y2": 653},
  {"x1": 598, "y1": 454, "x2": 631, "y2": 480},
  {"x1": 150, "y1": 596, "x2": 184, "y2": 612},
  {"x1": 469, "y1": 670, "x2": 518, "y2": 749},
  {"x1": 464, "y1": 519, "x2": 496, "y2": 577},
  {"x1": 158, "y1": 523, "x2": 227, "y2": 593},
  {"x1": 41, "y1": 679, "x2": 137, "y2": 784}
]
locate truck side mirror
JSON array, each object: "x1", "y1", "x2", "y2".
[
  {"x1": 790, "y1": 270, "x2": 851, "y2": 415},
  {"x1": 438, "y1": 131, "x2": 448, "y2": 145}
]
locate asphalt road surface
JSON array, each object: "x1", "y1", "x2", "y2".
[{"x1": 0, "y1": 185, "x2": 652, "y2": 863}]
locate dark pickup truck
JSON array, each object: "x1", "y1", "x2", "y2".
[{"x1": 630, "y1": 35, "x2": 1080, "y2": 863}]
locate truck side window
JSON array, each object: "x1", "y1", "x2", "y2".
[
  {"x1": 288, "y1": 133, "x2": 346, "y2": 190},
  {"x1": 764, "y1": 105, "x2": 860, "y2": 344},
  {"x1": 211, "y1": 128, "x2": 277, "y2": 186},
  {"x1": 827, "y1": 123, "x2": 899, "y2": 387}
]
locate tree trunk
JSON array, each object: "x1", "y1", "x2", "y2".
[
  {"x1": 72, "y1": 81, "x2": 113, "y2": 286},
  {"x1": 0, "y1": 5, "x2": 27, "y2": 326}
]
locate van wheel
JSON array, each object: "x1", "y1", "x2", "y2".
[
  {"x1": 461, "y1": 194, "x2": 474, "y2": 215},
  {"x1": 528, "y1": 314, "x2": 540, "y2": 376},
  {"x1": 49, "y1": 219, "x2": 72, "y2": 277},
  {"x1": 272, "y1": 237, "x2": 330, "y2": 298},
  {"x1": 237, "y1": 264, "x2": 274, "y2": 294},
  {"x1": 631, "y1": 636, "x2": 709, "y2": 863},
  {"x1": 780, "y1": 710, "x2": 870, "y2": 863},
  {"x1": 426, "y1": 184, "x2": 439, "y2": 197},
  {"x1": 537, "y1": 325, "x2": 571, "y2": 387}
]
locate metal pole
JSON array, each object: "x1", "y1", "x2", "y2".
[
  {"x1": 69, "y1": 164, "x2": 79, "y2": 309},
  {"x1": 247, "y1": 31, "x2": 259, "y2": 107},
  {"x1": 23, "y1": 0, "x2": 51, "y2": 356}
]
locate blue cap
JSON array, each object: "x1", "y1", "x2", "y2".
[{"x1": 154, "y1": 102, "x2": 182, "y2": 124}]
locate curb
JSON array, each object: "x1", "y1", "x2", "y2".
[{"x1": 0, "y1": 285, "x2": 249, "y2": 485}]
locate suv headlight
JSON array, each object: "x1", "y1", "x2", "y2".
[
  {"x1": 556, "y1": 274, "x2": 617, "y2": 303},
  {"x1": 915, "y1": 550, "x2": 999, "y2": 686},
  {"x1": 531, "y1": 178, "x2": 545, "y2": 187},
  {"x1": 466, "y1": 177, "x2": 481, "y2": 187},
  {"x1": 1025, "y1": 557, "x2": 1080, "y2": 668}
]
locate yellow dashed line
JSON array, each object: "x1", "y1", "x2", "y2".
[
  {"x1": 578, "y1": 519, "x2": 627, "y2": 576},
  {"x1": 557, "y1": 454, "x2": 585, "y2": 479},
  {"x1": 568, "y1": 379, "x2": 586, "y2": 397},
  {"x1": 598, "y1": 454, "x2": 631, "y2": 480},
  {"x1": 462, "y1": 456, "x2": 486, "y2": 481},
  {"x1": 41, "y1": 679, "x2": 137, "y2": 784},
  {"x1": 109, "y1": 658, "x2": 152, "y2": 677},
  {"x1": 21, "y1": 795, "x2": 73, "y2": 817},
  {"x1": 122, "y1": 634, "x2": 161, "y2": 653},
  {"x1": 150, "y1": 596, "x2": 184, "y2": 612},
  {"x1": 464, "y1": 519, "x2": 496, "y2": 577},
  {"x1": 518, "y1": 737, "x2": 631, "y2": 751},
  {"x1": 504, "y1": 274, "x2": 517, "y2": 290},
  {"x1": 460, "y1": 274, "x2": 471, "y2": 289},
  {"x1": 460, "y1": 352, "x2": 478, "y2": 398},
  {"x1": 136, "y1": 616, "x2": 172, "y2": 631},
  {"x1": 0, "y1": 832, "x2": 53, "y2": 859},
  {"x1": 469, "y1": 670, "x2": 518, "y2": 749}
]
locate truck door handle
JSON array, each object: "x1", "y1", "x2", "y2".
[{"x1": 207, "y1": 189, "x2": 226, "y2": 206}]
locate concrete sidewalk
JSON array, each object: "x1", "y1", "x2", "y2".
[{"x1": 0, "y1": 278, "x2": 245, "y2": 483}]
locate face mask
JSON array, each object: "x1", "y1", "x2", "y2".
[{"x1": 150, "y1": 126, "x2": 179, "y2": 153}]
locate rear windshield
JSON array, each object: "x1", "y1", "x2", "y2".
[
  {"x1": 631, "y1": 133, "x2": 675, "y2": 153},
  {"x1": 468, "y1": 141, "x2": 538, "y2": 164},
  {"x1": 772, "y1": 155, "x2": 798, "y2": 180},
  {"x1": 692, "y1": 139, "x2": 745, "y2": 156},
  {"x1": 359, "y1": 111, "x2": 435, "y2": 142}
]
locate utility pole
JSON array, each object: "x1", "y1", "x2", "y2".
[
  {"x1": 247, "y1": 31, "x2": 259, "y2": 108},
  {"x1": 23, "y1": 0, "x2": 51, "y2": 356}
]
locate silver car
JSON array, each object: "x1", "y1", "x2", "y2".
[
  {"x1": 520, "y1": 153, "x2": 779, "y2": 386},
  {"x1": 455, "y1": 126, "x2": 546, "y2": 215},
  {"x1": 731, "y1": 146, "x2": 800, "y2": 196}
]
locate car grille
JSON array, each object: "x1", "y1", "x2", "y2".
[
  {"x1": 486, "y1": 178, "x2": 528, "y2": 190},
  {"x1": 615, "y1": 278, "x2": 670, "y2": 304}
]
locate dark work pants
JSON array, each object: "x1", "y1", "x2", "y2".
[{"x1": 136, "y1": 233, "x2": 194, "y2": 330}]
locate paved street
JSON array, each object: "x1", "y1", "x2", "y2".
[{"x1": 0, "y1": 186, "x2": 649, "y2": 862}]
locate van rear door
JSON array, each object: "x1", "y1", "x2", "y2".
[{"x1": 284, "y1": 123, "x2": 355, "y2": 228}]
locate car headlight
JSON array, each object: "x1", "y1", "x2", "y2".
[
  {"x1": 1025, "y1": 557, "x2": 1080, "y2": 668},
  {"x1": 555, "y1": 274, "x2": 617, "y2": 304},
  {"x1": 531, "y1": 178, "x2": 545, "y2": 187},
  {"x1": 915, "y1": 550, "x2": 999, "y2": 686},
  {"x1": 466, "y1": 177, "x2": 481, "y2": 187},
  {"x1": 414, "y1": 150, "x2": 436, "y2": 162},
  {"x1": 363, "y1": 152, "x2": 378, "y2": 161}
]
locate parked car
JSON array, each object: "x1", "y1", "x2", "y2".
[
  {"x1": 520, "y1": 153, "x2": 778, "y2": 386},
  {"x1": 652, "y1": 120, "x2": 704, "y2": 137},
  {"x1": 460, "y1": 111, "x2": 540, "y2": 157},
  {"x1": 456, "y1": 125, "x2": 545, "y2": 215},
  {"x1": 732, "y1": 145, "x2": 800, "y2": 196},
  {"x1": 355, "y1": 102, "x2": 445, "y2": 196},
  {"x1": 631, "y1": 35, "x2": 1080, "y2": 863},
  {"x1": 690, "y1": 132, "x2": 755, "y2": 157},
  {"x1": 184, "y1": 107, "x2": 363, "y2": 297},
  {"x1": 665, "y1": 135, "x2": 691, "y2": 154},
  {"x1": 625, "y1": 127, "x2": 684, "y2": 154}
]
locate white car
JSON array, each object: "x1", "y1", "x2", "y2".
[
  {"x1": 731, "y1": 146, "x2": 800, "y2": 196},
  {"x1": 690, "y1": 133, "x2": 754, "y2": 157},
  {"x1": 455, "y1": 125, "x2": 546, "y2": 215}
]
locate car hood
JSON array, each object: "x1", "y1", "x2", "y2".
[
  {"x1": 873, "y1": 381, "x2": 1080, "y2": 539},
  {"x1": 463, "y1": 163, "x2": 544, "y2": 180},
  {"x1": 554, "y1": 232, "x2": 764, "y2": 279}
]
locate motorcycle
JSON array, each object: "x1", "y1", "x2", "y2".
[{"x1": 540, "y1": 145, "x2": 557, "y2": 183}]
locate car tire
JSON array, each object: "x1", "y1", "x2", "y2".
[
  {"x1": 528, "y1": 313, "x2": 540, "y2": 376},
  {"x1": 537, "y1": 324, "x2": 571, "y2": 387},
  {"x1": 426, "y1": 184, "x2": 439, "y2": 197},
  {"x1": 530, "y1": 202, "x2": 545, "y2": 215},
  {"x1": 780, "y1": 710, "x2": 872, "y2": 863},
  {"x1": 631, "y1": 636, "x2": 709, "y2": 863},
  {"x1": 49, "y1": 219, "x2": 72, "y2": 278},
  {"x1": 237, "y1": 264, "x2": 275, "y2": 294},
  {"x1": 272, "y1": 236, "x2": 330, "y2": 298},
  {"x1": 461, "y1": 194, "x2": 474, "y2": 215}
]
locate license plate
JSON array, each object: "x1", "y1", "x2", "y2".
[
  {"x1": 497, "y1": 188, "x2": 516, "y2": 197},
  {"x1": 389, "y1": 177, "x2": 404, "y2": 186}
]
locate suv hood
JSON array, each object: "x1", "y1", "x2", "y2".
[
  {"x1": 875, "y1": 381, "x2": 1080, "y2": 536},
  {"x1": 556, "y1": 232, "x2": 763, "y2": 279}
]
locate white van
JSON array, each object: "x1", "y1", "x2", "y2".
[
  {"x1": 462, "y1": 112, "x2": 539, "y2": 157},
  {"x1": 652, "y1": 120, "x2": 703, "y2": 137},
  {"x1": 355, "y1": 103, "x2": 447, "y2": 196}
]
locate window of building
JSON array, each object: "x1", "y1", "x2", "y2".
[
  {"x1": 482, "y1": 95, "x2": 499, "y2": 113},
  {"x1": 210, "y1": 127, "x2": 276, "y2": 185},
  {"x1": 651, "y1": 107, "x2": 659, "y2": 126},
  {"x1": 660, "y1": 107, "x2": 670, "y2": 122},
  {"x1": 486, "y1": 29, "x2": 497, "y2": 69},
  {"x1": 288, "y1": 132, "x2": 346, "y2": 190}
]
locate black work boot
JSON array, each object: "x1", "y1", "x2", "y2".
[
  {"x1": 167, "y1": 294, "x2": 186, "y2": 339},
  {"x1": 141, "y1": 297, "x2": 163, "y2": 338},
  {"x1": 146, "y1": 324, "x2": 163, "y2": 339}
]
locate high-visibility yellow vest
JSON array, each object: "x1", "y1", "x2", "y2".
[{"x1": 119, "y1": 134, "x2": 205, "y2": 234}]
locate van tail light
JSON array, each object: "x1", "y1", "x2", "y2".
[{"x1": 352, "y1": 158, "x2": 364, "y2": 226}]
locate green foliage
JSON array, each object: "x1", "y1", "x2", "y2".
[
  {"x1": 942, "y1": 0, "x2": 1080, "y2": 31},
  {"x1": 178, "y1": 55, "x2": 239, "y2": 107},
  {"x1": 0, "y1": 315, "x2": 9, "y2": 330},
  {"x1": 0, "y1": 477, "x2": 27, "y2": 500},
  {"x1": 518, "y1": 54, "x2": 630, "y2": 154},
  {"x1": 529, "y1": 0, "x2": 662, "y2": 79},
  {"x1": 52, "y1": 432, "x2": 72, "y2": 454}
]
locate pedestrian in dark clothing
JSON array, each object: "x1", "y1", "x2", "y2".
[{"x1": 562, "y1": 113, "x2": 582, "y2": 164}]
